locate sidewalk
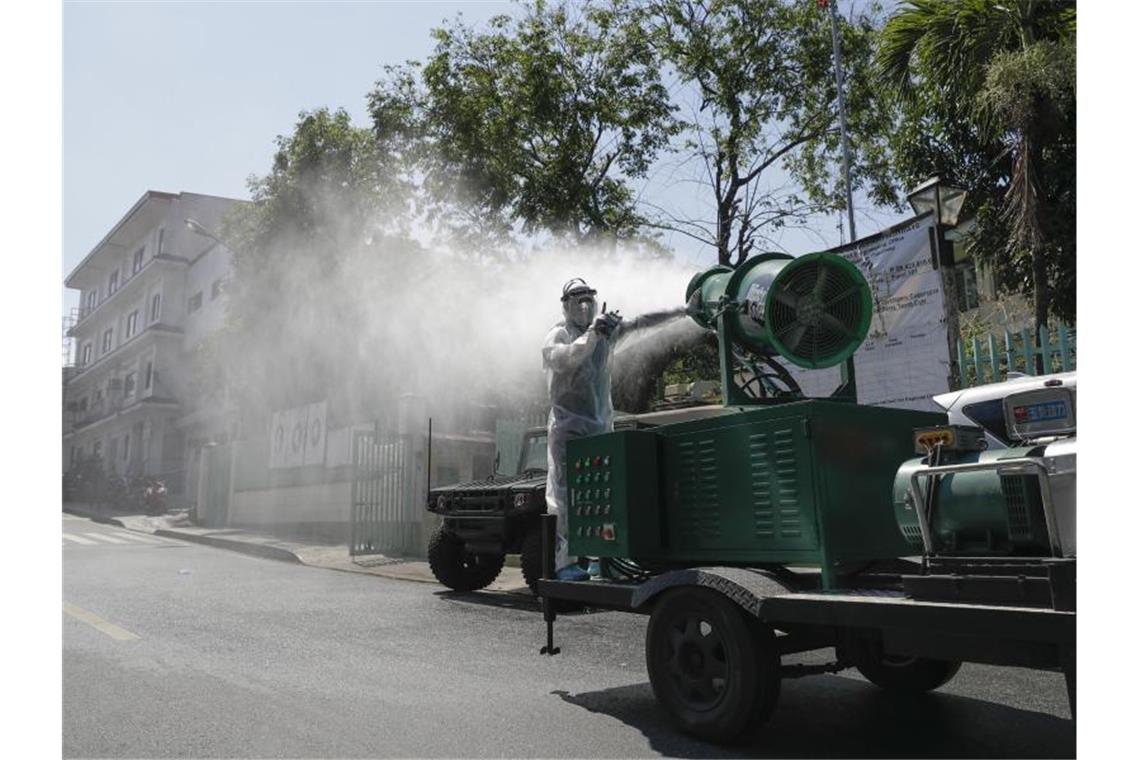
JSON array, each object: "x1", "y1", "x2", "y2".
[{"x1": 62, "y1": 503, "x2": 531, "y2": 594}]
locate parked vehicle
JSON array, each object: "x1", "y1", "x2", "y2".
[
  {"x1": 426, "y1": 428, "x2": 550, "y2": 593},
  {"x1": 142, "y1": 477, "x2": 167, "y2": 516}
]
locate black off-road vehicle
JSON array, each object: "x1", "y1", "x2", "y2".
[{"x1": 426, "y1": 427, "x2": 550, "y2": 593}]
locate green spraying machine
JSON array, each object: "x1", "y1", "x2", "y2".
[
  {"x1": 567, "y1": 251, "x2": 943, "y2": 588},
  {"x1": 538, "y1": 250, "x2": 1076, "y2": 744}
]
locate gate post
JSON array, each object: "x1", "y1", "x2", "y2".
[{"x1": 398, "y1": 394, "x2": 429, "y2": 556}]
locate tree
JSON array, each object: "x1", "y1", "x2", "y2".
[
  {"x1": 876, "y1": 0, "x2": 1077, "y2": 336},
  {"x1": 368, "y1": 0, "x2": 681, "y2": 245},
  {"x1": 219, "y1": 107, "x2": 418, "y2": 422},
  {"x1": 643, "y1": 0, "x2": 896, "y2": 266}
]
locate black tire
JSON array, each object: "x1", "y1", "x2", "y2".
[
  {"x1": 427, "y1": 526, "x2": 505, "y2": 592},
  {"x1": 645, "y1": 587, "x2": 780, "y2": 744},
  {"x1": 849, "y1": 635, "x2": 961, "y2": 693},
  {"x1": 520, "y1": 525, "x2": 543, "y2": 595}
]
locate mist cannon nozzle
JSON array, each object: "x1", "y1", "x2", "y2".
[{"x1": 685, "y1": 252, "x2": 872, "y2": 370}]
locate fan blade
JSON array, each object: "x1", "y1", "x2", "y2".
[
  {"x1": 783, "y1": 323, "x2": 809, "y2": 353},
  {"x1": 820, "y1": 312, "x2": 857, "y2": 339},
  {"x1": 812, "y1": 265, "x2": 829, "y2": 298},
  {"x1": 823, "y1": 284, "x2": 861, "y2": 307}
]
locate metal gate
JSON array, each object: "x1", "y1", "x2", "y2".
[{"x1": 350, "y1": 428, "x2": 417, "y2": 556}]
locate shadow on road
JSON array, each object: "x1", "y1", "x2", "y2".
[{"x1": 553, "y1": 675, "x2": 1075, "y2": 758}]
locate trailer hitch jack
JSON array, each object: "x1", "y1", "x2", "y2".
[{"x1": 539, "y1": 513, "x2": 560, "y2": 656}]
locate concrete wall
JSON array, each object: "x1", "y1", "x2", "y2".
[{"x1": 230, "y1": 480, "x2": 353, "y2": 544}]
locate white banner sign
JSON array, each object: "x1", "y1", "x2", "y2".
[
  {"x1": 269, "y1": 401, "x2": 328, "y2": 469},
  {"x1": 788, "y1": 216, "x2": 951, "y2": 412},
  {"x1": 303, "y1": 401, "x2": 327, "y2": 466}
]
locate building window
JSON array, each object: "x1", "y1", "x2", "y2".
[
  {"x1": 92, "y1": 440, "x2": 102, "y2": 459},
  {"x1": 145, "y1": 361, "x2": 154, "y2": 391},
  {"x1": 80, "y1": 343, "x2": 92, "y2": 366},
  {"x1": 188, "y1": 291, "x2": 203, "y2": 313},
  {"x1": 125, "y1": 310, "x2": 139, "y2": 339},
  {"x1": 85, "y1": 290, "x2": 97, "y2": 313},
  {"x1": 77, "y1": 397, "x2": 88, "y2": 413},
  {"x1": 124, "y1": 372, "x2": 137, "y2": 400},
  {"x1": 101, "y1": 328, "x2": 114, "y2": 354},
  {"x1": 108, "y1": 270, "x2": 118, "y2": 295},
  {"x1": 955, "y1": 264, "x2": 980, "y2": 312},
  {"x1": 211, "y1": 278, "x2": 226, "y2": 300},
  {"x1": 157, "y1": 228, "x2": 165, "y2": 256},
  {"x1": 150, "y1": 292, "x2": 162, "y2": 322},
  {"x1": 122, "y1": 433, "x2": 130, "y2": 462},
  {"x1": 133, "y1": 246, "x2": 145, "y2": 274},
  {"x1": 94, "y1": 389, "x2": 104, "y2": 409}
]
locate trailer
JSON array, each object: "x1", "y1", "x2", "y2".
[{"x1": 534, "y1": 252, "x2": 1076, "y2": 744}]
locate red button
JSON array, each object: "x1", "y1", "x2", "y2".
[{"x1": 593, "y1": 456, "x2": 601, "y2": 466}]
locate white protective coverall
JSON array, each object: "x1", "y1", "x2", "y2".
[{"x1": 542, "y1": 313, "x2": 622, "y2": 572}]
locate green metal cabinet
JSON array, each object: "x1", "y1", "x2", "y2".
[{"x1": 568, "y1": 401, "x2": 945, "y2": 587}]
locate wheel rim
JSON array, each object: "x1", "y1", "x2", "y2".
[
  {"x1": 662, "y1": 615, "x2": 729, "y2": 711},
  {"x1": 881, "y1": 654, "x2": 919, "y2": 669}
]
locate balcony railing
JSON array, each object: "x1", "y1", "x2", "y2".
[
  {"x1": 71, "y1": 253, "x2": 186, "y2": 330},
  {"x1": 64, "y1": 375, "x2": 177, "y2": 434}
]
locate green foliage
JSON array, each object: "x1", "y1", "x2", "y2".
[
  {"x1": 661, "y1": 339, "x2": 719, "y2": 387},
  {"x1": 369, "y1": 0, "x2": 681, "y2": 244},
  {"x1": 875, "y1": 0, "x2": 1076, "y2": 327},
  {"x1": 644, "y1": 0, "x2": 895, "y2": 264}
]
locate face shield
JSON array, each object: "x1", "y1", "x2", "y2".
[
  {"x1": 565, "y1": 293, "x2": 597, "y2": 329},
  {"x1": 560, "y1": 278, "x2": 598, "y2": 330}
]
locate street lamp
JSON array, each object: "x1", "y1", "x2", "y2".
[
  {"x1": 907, "y1": 177, "x2": 967, "y2": 227},
  {"x1": 907, "y1": 177, "x2": 967, "y2": 268},
  {"x1": 185, "y1": 217, "x2": 225, "y2": 247}
]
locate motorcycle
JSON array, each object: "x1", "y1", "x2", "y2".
[{"x1": 143, "y1": 477, "x2": 167, "y2": 516}]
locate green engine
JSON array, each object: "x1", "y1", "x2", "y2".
[{"x1": 893, "y1": 447, "x2": 1053, "y2": 556}]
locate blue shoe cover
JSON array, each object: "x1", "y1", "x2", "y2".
[{"x1": 556, "y1": 564, "x2": 590, "y2": 581}]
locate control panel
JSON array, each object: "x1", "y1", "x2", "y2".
[{"x1": 566, "y1": 429, "x2": 660, "y2": 558}]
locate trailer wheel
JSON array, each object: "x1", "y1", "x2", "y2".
[
  {"x1": 427, "y1": 526, "x2": 505, "y2": 592},
  {"x1": 849, "y1": 636, "x2": 961, "y2": 693},
  {"x1": 646, "y1": 587, "x2": 780, "y2": 744}
]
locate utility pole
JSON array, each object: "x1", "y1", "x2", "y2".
[{"x1": 827, "y1": 0, "x2": 857, "y2": 245}]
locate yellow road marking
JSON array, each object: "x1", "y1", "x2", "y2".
[{"x1": 63, "y1": 602, "x2": 140, "y2": 641}]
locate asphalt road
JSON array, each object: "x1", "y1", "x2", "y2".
[{"x1": 63, "y1": 514, "x2": 1075, "y2": 758}]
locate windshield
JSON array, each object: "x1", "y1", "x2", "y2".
[
  {"x1": 519, "y1": 433, "x2": 548, "y2": 471},
  {"x1": 962, "y1": 399, "x2": 1014, "y2": 447}
]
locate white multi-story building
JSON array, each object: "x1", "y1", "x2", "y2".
[{"x1": 63, "y1": 190, "x2": 246, "y2": 502}]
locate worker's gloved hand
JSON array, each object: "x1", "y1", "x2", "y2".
[{"x1": 593, "y1": 311, "x2": 622, "y2": 338}]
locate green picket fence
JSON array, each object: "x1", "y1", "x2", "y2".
[{"x1": 956, "y1": 324, "x2": 1076, "y2": 387}]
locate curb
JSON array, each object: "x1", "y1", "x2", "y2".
[
  {"x1": 153, "y1": 529, "x2": 303, "y2": 564},
  {"x1": 63, "y1": 507, "x2": 126, "y2": 529}
]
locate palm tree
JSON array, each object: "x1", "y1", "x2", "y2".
[{"x1": 877, "y1": 0, "x2": 1076, "y2": 367}]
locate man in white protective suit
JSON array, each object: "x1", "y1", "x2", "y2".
[{"x1": 541, "y1": 278, "x2": 680, "y2": 580}]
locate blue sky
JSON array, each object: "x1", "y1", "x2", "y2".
[{"x1": 63, "y1": 0, "x2": 915, "y2": 317}]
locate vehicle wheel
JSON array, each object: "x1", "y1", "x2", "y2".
[
  {"x1": 520, "y1": 524, "x2": 543, "y2": 595},
  {"x1": 645, "y1": 587, "x2": 780, "y2": 744},
  {"x1": 427, "y1": 526, "x2": 505, "y2": 592},
  {"x1": 849, "y1": 635, "x2": 961, "y2": 693}
]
